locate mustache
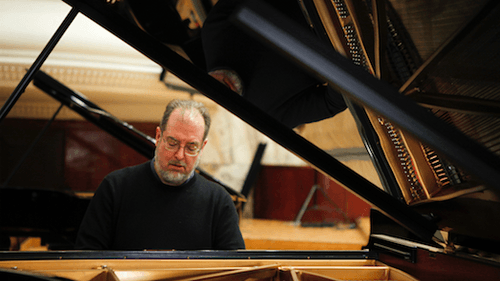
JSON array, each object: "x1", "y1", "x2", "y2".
[{"x1": 168, "y1": 160, "x2": 187, "y2": 167}]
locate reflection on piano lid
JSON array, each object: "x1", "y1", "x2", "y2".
[{"x1": 1, "y1": 0, "x2": 500, "y2": 280}]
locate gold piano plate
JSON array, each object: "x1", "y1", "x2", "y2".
[{"x1": 0, "y1": 257, "x2": 417, "y2": 281}]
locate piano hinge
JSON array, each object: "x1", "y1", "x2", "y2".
[{"x1": 433, "y1": 228, "x2": 456, "y2": 254}]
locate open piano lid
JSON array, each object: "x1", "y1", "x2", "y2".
[
  {"x1": 1, "y1": 0, "x2": 500, "y2": 280},
  {"x1": 227, "y1": 0, "x2": 500, "y2": 254}
]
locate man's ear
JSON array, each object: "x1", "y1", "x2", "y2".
[{"x1": 155, "y1": 127, "x2": 162, "y2": 146}]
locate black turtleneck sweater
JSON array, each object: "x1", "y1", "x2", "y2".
[{"x1": 75, "y1": 161, "x2": 245, "y2": 250}]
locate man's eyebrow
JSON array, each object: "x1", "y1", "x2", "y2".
[
  {"x1": 167, "y1": 136, "x2": 200, "y2": 145},
  {"x1": 166, "y1": 136, "x2": 178, "y2": 142}
]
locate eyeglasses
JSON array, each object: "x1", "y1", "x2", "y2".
[{"x1": 163, "y1": 136, "x2": 202, "y2": 157}]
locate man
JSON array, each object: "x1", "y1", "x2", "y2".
[{"x1": 75, "y1": 99, "x2": 245, "y2": 250}]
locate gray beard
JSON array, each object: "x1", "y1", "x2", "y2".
[
  {"x1": 154, "y1": 147, "x2": 200, "y2": 186},
  {"x1": 156, "y1": 166, "x2": 193, "y2": 186}
]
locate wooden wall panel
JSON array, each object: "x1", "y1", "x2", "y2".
[
  {"x1": 253, "y1": 166, "x2": 317, "y2": 221},
  {"x1": 0, "y1": 119, "x2": 155, "y2": 192},
  {"x1": 254, "y1": 166, "x2": 371, "y2": 223}
]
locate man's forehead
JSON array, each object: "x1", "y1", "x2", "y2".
[
  {"x1": 171, "y1": 108, "x2": 203, "y2": 122},
  {"x1": 164, "y1": 108, "x2": 205, "y2": 140}
]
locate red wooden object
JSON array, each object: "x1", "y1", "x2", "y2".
[
  {"x1": 0, "y1": 119, "x2": 156, "y2": 192},
  {"x1": 253, "y1": 165, "x2": 371, "y2": 223}
]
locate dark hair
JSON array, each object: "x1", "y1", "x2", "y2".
[{"x1": 159, "y1": 99, "x2": 211, "y2": 140}]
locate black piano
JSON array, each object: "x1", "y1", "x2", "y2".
[{"x1": 1, "y1": 0, "x2": 499, "y2": 280}]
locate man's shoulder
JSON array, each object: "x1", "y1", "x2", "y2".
[
  {"x1": 193, "y1": 173, "x2": 235, "y2": 201},
  {"x1": 96, "y1": 161, "x2": 154, "y2": 196},
  {"x1": 194, "y1": 173, "x2": 225, "y2": 190},
  {"x1": 107, "y1": 161, "x2": 151, "y2": 177},
  {"x1": 102, "y1": 161, "x2": 153, "y2": 188}
]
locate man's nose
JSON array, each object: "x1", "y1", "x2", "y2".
[{"x1": 174, "y1": 145, "x2": 186, "y2": 159}]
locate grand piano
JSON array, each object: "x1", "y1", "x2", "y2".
[{"x1": 1, "y1": 0, "x2": 500, "y2": 280}]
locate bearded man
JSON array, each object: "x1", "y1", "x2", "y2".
[{"x1": 75, "y1": 99, "x2": 245, "y2": 250}]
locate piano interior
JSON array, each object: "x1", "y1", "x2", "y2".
[
  {"x1": 1, "y1": 0, "x2": 500, "y2": 280},
  {"x1": 0, "y1": 257, "x2": 418, "y2": 281}
]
